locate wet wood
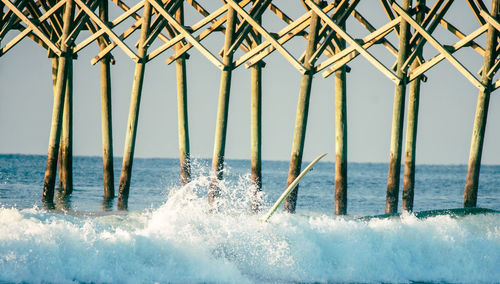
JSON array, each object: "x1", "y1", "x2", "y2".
[
  {"x1": 385, "y1": 0, "x2": 411, "y2": 214},
  {"x1": 464, "y1": 0, "x2": 499, "y2": 208},
  {"x1": 175, "y1": 3, "x2": 191, "y2": 186},
  {"x1": 117, "y1": 1, "x2": 152, "y2": 210},
  {"x1": 250, "y1": 14, "x2": 262, "y2": 213},
  {"x1": 99, "y1": 0, "x2": 114, "y2": 201},
  {"x1": 60, "y1": 58, "x2": 73, "y2": 196},
  {"x1": 42, "y1": 0, "x2": 75, "y2": 204},
  {"x1": 402, "y1": 0, "x2": 426, "y2": 212},
  {"x1": 208, "y1": 5, "x2": 237, "y2": 208},
  {"x1": 334, "y1": 19, "x2": 347, "y2": 216},
  {"x1": 283, "y1": 0, "x2": 321, "y2": 213}
]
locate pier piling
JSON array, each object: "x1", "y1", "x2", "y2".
[
  {"x1": 464, "y1": 0, "x2": 499, "y2": 208},
  {"x1": 175, "y1": 4, "x2": 191, "y2": 186},
  {"x1": 283, "y1": 0, "x2": 321, "y2": 213},
  {"x1": 250, "y1": 48, "x2": 263, "y2": 213},
  {"x1": 334, "y1": 21, "x2": 347, "y2": 216},
  {"x1": 117, "y1": 1, "x2": 152, "y2": 210},
  {"x1": 402, "y1": 0, "x2": 426, "y2": 212},
  {"x1": 208, "y1": 6, "x2": 237, "y2": 207},
  {"x1": 385, "y1": 0, "x2": 411, "y2": 214},
  {"x1": 60, "y1": 58, "x2": 73, "y2": 196},
  {"x1": 42, "y1": 0, "x2": 75, "y2": 204},
  {"x1": 99, "y1": 0, "x2": 115, "y2": 200}
]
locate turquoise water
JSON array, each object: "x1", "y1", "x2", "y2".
[{"x1": 1, "y1": 154, "x2": 499, "y2": 283}]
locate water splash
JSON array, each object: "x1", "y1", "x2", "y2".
[{"x1": 1, "y1": 174, "x2": 500, "y2": 283}]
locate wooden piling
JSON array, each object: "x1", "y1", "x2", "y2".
[
  {"x1": 283, "y1": 0, "x2": 321, "y2": 213},
  {"x1": 464, "y1": 0, "x2": 499, "y2": 208},
  {"x1": 208, "y1": 6, "x2": 237, "y2": 207},
  {"x1": 402, "y1": 0, "x2": 425, "y2": 212},
  {"x1": 175, "y1": 4, "x2": 191, "y2": 186},
  {"x1": 386, "y1": 0, "x2": 411, "y2": 214},
  {"x1": 60, "y1": 58, "x2": 73, "y2": 196},
  {"x1": 250, "y1": 12, "x2": 263, "y2": 213},
  {"x1": 334, "y1": 23, "x2": 347, "y2": 216},
  {"x1": 42, "y1": 0, "x2": 74, "y2": 204},
  {"x1": 250, "y1": 58, "x2": 262, "y2": 213},
  {"x1": 117, "y1": 1, "x2": 152, "y2": 210},
  {"x1": 99, "y1": 0, "x2": 114, "y2": 200}
]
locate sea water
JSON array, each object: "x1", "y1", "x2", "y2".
[{"x1": 1, "y1": 154, "x2": 499, "y2": 283}]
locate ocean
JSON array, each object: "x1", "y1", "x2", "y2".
[{"x1": 1, "y1": 154, "x2": 499, "y2": 283}]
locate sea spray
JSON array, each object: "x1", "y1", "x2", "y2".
[{"x1": 1, "y1": 174, "x2": 500, "y2": 283}]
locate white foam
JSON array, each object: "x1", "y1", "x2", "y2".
[{"x1": 1, "y1": 178, "x2": 499, "y2": 283}]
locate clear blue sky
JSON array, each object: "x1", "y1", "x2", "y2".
[{"x1": 1, "y1": 0, "x2": 499, "y2": 164}]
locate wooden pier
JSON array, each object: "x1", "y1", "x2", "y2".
[{"x1": 0, "y1": 0, "x2": 499, "y2": 213}]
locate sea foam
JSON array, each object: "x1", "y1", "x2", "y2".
[{"x1": 1, "y1": 177, "x2": 499, "y2": 283}]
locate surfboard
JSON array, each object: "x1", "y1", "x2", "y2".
[{"x1": 260, "y1": 153, "x2": 327, "y2": 222}]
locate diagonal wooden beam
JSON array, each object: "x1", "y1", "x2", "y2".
[
  {"x1": 440, "y1": 17, "x2": 485, "y2": 56},
  {"x1": 320, "y1": 17, "x2": 400, "y2": 76},
  {"x1": 227, "y1": 0, "x2": 305, "y2": 73},
  {"x1": 148, "y1": 0, "x2": 224, "y2": 69},
  {"x1": 1, "y1": 0, "x2": 66, "y2": 55},
  {"x1": 409, "y1": 24, "x2": 487, "y2": 81},
  {"x1": 393, "y1": 2, "x2": 484, "y2": 91},
  {"x1": 0, "y1": 0, "x2": 27, "y2": 40},
  {"x1": 74, "y1": 0, "x2": 144, "y2": 54},
  {"x1": 74, "y1": 0, "x2": 139, "y2": 62},
  {"x1": 307, "y1": 0, "x2": 400, "y2": 83},
  {"x1": 65, "y1": 0, "x2": 100, "y2": 47},
  {"x1": 241, "y1": 2, "x2": 337, "y2": 68},
  {"x1": 1, "y1": 0, "x2": 61, "y2": 55}
]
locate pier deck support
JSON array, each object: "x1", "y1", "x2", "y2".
[
  {"x1": 402, "y1": 0, "x2": 426, "y2": 212},
  {"x1": 175, "y1": 4, "x2": 191, "y2": 186},
  {"x1": 464, "y1": 0, "x2": 499, "y2": 208},
  {"x1": 386, "y1": 0, "x2": 411, "y2": 214},
  {"x1": 60, "y1": 59, "x2": 73, "y2": 196},
  {"x1": 42, "y1": 0, "x2": 74, "y2": 204},
  {"x1": 334, "y1": 32, "x2": 347, "y2": 216},
  {"x1": 117, "y1": 2, "x2": 152, "y2": 210},
  {"x1": 250, "y1": 59, "x2": 262, "y2": 212},
  {"x1": 99, "y1": 0, "x2": 114, "y2": 200},
  {"x1": 208, "y1": 6, "x2": 237, "y2": 207},
  {"x1": 283, "y1": 0, "x2": 321, "y2": 213}
]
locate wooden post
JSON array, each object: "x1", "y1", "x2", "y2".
[
  {"x1": 402, "y1": 0, "x2": 425, "y2": 212},
  {"x1": 175, "y1": 3, "x2": 191, "y2": 186},
  {"x1": 250, "y1": 41, "x2": 262, "y2": 212},
  {"x1": 386, "y1": 0, "x2": 411, "y2": 214},
  {"x1": 42, "y1": 0, "x2": 74, "y2": 204},
  {"x1": 283, "y1": 0, "x2": 321, "y2": 213},
  {"x1": 60, "y1": 58, "x2": 73, "y2": 196},
  {"x1": 464, "y1": 0, "x2": 499, "y2": 207},
  {"x1": 99, "y1": 0, "x2": 115, "y2": 200},
  {"x1": 334, "y1": 21, "x2": 347, "y2": 216},
  {"x1": 117, "y1": 1, "x2": 152, "y2": 210},
  {"x1": 208, "y1": 6, "x2": 237, "y2": 207}
]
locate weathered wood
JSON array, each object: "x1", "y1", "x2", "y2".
[
  {"x1": 99, "y1": 0, "x2": 114, "y2": 200},
  {"x1": 250, "y1": 14, "x2": 262, "y2": 213},
  {"x1": 283, "y1": 0, "x2": 321, "y2": 213},
  {"x1": 208, "y1": 5, "x2": 237, "y2": 208},
  {"x1": 149, "y1": 0, "x2": 224, "y2": 69},
  {"x1": 2, "y1": 0, "x2": 62, "y2": 56},
  {"x1": 117, "y1": 1, "x2": 152, "y2": 210},
  {"x1": 42, "y1": 0, "x2": 74, "y2": 204},
  {"x1": 464, "y1": 0, "x2": 499, "y2": 208},
  {"x1": 60, "y1": 58, "x2": 73, "y2": 196},
  {"x1": 402, "y1": 0, "x2": 426, "y2": 212},
  {"x1": 334, "y1": 17, "x2": 347, "y2": 216},
  {"x1": 386, "y1": 0, "x2": 411, "y2": 214},
  {"x1": 227, "y1": 0, "x2": 305, "y2": 73},
  {"x1": 409, "y1": 24, "x2": 487, "y2": 81},
  {"x1": 393, "y1": 2, "x2": 485, "y2": 91},
  {"x1": 308, "y1": 0, "x2": 400, "y2": 83},
  {"x1": 175, "y1": 3, "x2": 191, "y2": 186}
]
